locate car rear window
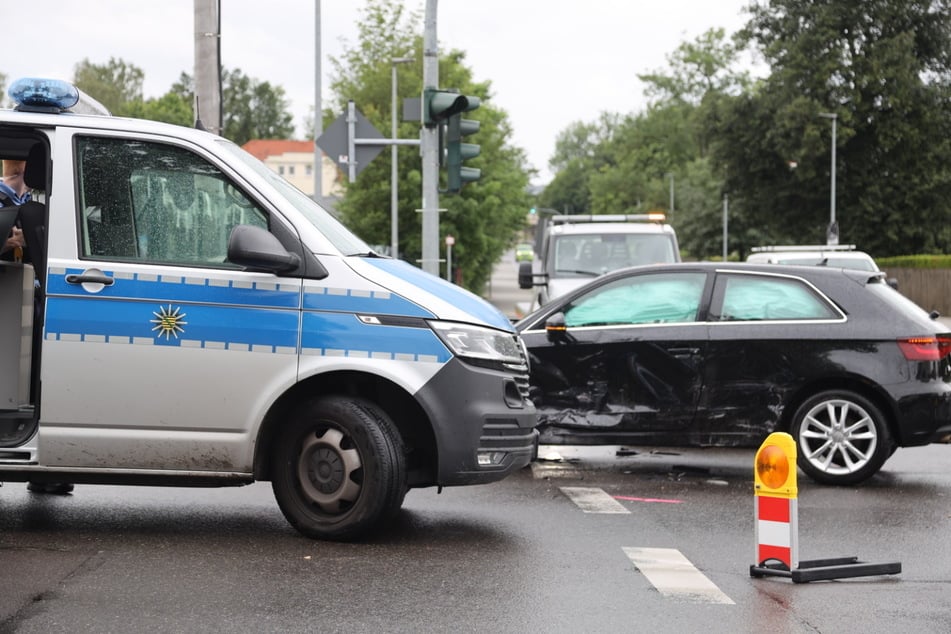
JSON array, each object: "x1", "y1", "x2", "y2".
[{"x1": 713, "y1": 273, "x2": 841, "y2": 321}]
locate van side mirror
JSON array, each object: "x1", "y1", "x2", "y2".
[
  {"x1": 227, "y1": 225, "x2": 301, "y2": 273},
  {"x1": 518, "y1": 261, "x2": 534, "y2": 289}
]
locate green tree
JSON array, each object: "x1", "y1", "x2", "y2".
[
  {"x1": 73, "y1": 57, "x2": 145, "y2": 116},
  {"x1": 221, "y1": 68, "x2": 295, "y2": 145},
  {"x1": 329, "y1": 0, "x2": 532, "y2": 292},
  {"x1": 711, "y1": 0, "x2": 951, "y2": 256},
  {"x1": 539, "y1": 114, "x2": 621, "y2": 213},
  {"x1": 123, "y1": 92, "x2": 193, "y2": 128},
  {"x1": 540, "y1": 29, "x2": 754, "y2": 258}
]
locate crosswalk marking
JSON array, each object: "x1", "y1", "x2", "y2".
[
  {"x1": 560, "y1": 486, "x2": 630, "y2": 514},
  {"x1": 623, "y1": 547, "x2": 735, "y2": 605}
]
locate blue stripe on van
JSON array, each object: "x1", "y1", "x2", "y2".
[
  {"x1": 301, "y1": 312, "x2": 450, "y2": 362},
  {"x1": 45, "y1": 296, "x2": 299, "y2": 350},
  {"x1": 302, "y1": 285, "x2": 432, "y2": 317},
  {"x1": 46, "y1": 269, "x2": 300, "y2": 309},
  {"x1": 362, "y1": 258, "x2": 513, "y2": 331}
]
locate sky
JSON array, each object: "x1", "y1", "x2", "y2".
[{"x1": 3, "y1": 0, "x2": 757, "y2": 185}]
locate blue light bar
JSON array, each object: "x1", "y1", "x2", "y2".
[{"x1": 9, "y1": 77, "x2": 80, "y2": 112}]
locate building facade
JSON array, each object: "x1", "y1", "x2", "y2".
[{"x1": 241, "y1": 139, "x2": 343, "y2": 200}]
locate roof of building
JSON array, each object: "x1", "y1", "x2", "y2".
[{"x1": 241, "y1": 139, "x2": 315, "y2": 161}]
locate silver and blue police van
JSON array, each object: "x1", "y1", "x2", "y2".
[{"x1": 0, "y1": 79, "x2": 536, "y2": 540}]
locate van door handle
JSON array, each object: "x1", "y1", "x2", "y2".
[{"x1": 66, "y1": 272, "x2": 115, "y2": 286}]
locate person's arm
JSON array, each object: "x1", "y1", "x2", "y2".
[{"x1": 1, "y1": 226, "x2": 24, "y2": 258}]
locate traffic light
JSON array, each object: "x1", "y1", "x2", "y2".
[
  {"x1": 424, "y1": 88, "x2": 476, "y2": 127},
  {"x1": 446, "y1": 110, "x2": 480, "y2": 193}
]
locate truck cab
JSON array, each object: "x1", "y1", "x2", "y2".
[
  {"x1": 518, "y1": 213, "x2": 680, "y2": 311},
  {"x1": 0, "y1": 78, "x2": 536, "y2": 540}
]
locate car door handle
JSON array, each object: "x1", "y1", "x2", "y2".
[
  {"x1": 66, "y1": 272, "x2": 115, "y2": 286},
  {"x1": 667, "y1": 347, "x2": 700, "y2": 356}
]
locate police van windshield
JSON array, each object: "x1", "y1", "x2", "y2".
[{"x1": 217, "y1": 139, "x2": 373, "y2": 256}]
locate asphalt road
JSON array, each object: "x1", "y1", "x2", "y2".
[
  {"x1": 2, "y1": 445, "x2": 950, "y2": 633},
  {"x1": 2, "y1": 255, "x2": 950, "y2": 632}
]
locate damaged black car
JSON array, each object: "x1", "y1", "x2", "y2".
[{"x1": 516, "y1": 262, "x2": 951, "y2": 486}]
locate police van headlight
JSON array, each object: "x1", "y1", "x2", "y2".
[{"x1": 430, "y1": 321, "x2": 525, "y2": 371}]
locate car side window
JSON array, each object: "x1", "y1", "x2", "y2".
[
  {"x1": 563, "y1": 272, "x2": 707, "y2": 327},
  {"x1": 76, "y1": 136, "x2": 268, "y2": 267},
  {"x1": 713, "y1": 274, "x2": 839, "y2": 321}
]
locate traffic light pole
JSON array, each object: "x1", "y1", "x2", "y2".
[{"x1": 420, "y1": 0, "x2": 441, "y2": 276}]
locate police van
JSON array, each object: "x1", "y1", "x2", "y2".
[{"x1": 0, "y1": 79, "x2": 536, "y2": 540}]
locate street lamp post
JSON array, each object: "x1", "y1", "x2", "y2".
[
  {"x1": 666, "y1": 172, "x2": 674, "y2": 222},
  {"x1": 391, "y1": 56, "x2": 415, "y2": 259},
  {"x1": 819, "y1": 112, "x2": 838, "y2": 245}
]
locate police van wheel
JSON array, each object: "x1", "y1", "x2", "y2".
[{"x1": 272, "y1": 396, "x2": 406, "y2": 541}]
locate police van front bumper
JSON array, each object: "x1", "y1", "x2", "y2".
[{"x1": 416, "y1": 357, "x2": 537, "y2": 486}]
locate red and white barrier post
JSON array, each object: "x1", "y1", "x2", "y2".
[{"x1": 750, "y1": 432, "x2": 901, "y2": 583}]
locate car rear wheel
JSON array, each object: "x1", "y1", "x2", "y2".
[
  {"x1": 790, "y1": 390, "x2": 893, "y2": 486},
  {"x1": 271, "y1": 396, "x2": 406, "y2": 541}
]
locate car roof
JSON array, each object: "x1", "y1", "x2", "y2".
[
  {"x1": 0, "y1": 105, "x2": 221, "y2": 149},
  {"x1": 550, "y1": 222, "x2": 673, "y2": 236},
  {"x1": 515, "y1": 261, "x2": 897, "y2": 329},
  {"x1": 747, "y1": 250, "x2": 874, "y2": 260}
]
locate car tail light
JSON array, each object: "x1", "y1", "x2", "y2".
[{"x1": 898, "y1": 336, "x2": 951, "y2": 361}]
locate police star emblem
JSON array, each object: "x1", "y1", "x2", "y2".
[{"x1": 151, "y1": 304, "x2": 188, "y2": 340}]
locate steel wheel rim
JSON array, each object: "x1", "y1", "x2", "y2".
[
  {"x1": 798, "y1": 398, "x2": 878, "y2": 476},
  {"x1": 297, "y1": 427, "x2": 363, "y2": 514}
]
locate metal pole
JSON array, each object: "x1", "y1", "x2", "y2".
[
  {"x1": 346, "y1": 100, "x2": 357, "y2": 183},
  {"x1": 668, "y1": 172, "x2": 674, "y2": 222},
  {"x1": 446, "y1": 242, "x2": 452, "y2": 281},
  {"x1": 421, "y1": 0, "x2": 440, "y2": 275},
  {"x1": 391, "y1": 57, "x2": 414, "y2": 259},
  {"x1": 194, "y1": 0, "x2": 221, "y2": 135},
  {"x1": 722, "y1": 193, "x2": 729, "y2": 261},
  {"x1": 313, "y1": 0, "x2": 323, "y2": 204},
  {"x1": 820, "y1": 112, "x2": 838, "y2": 245}
]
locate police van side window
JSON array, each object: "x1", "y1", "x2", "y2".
[{"x1": 77, "y1": 136, "x2": 268, "y2": 267}]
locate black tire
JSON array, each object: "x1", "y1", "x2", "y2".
[
  {"x1": 271, "y1": 396, "x2": 406, "y2": 541},
  {"x1": 790, "y1": 390, "x2": 893, "y2": 486}
]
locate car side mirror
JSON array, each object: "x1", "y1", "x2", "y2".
[
  {"x1": 227, "y1": 224, "x2": 301, "y2": 273},
  {"x1": 545, "y1": 312, "x2": 573, "y2": 343},
  {"x1": 887, "y1": 277, "x2": 898, "y2": 290}
]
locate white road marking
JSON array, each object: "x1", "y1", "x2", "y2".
[
  {"x1": 623, "y1": 547, "x2": 735, "y2": 605},
  {"x1": 560, "y1": 486, "x2": 631, "y2": 514}
]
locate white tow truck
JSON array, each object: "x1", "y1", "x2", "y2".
[{"x1": 517, "y1": 213, "x2": 680, "y2": 313}]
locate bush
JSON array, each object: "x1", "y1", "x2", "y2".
[{"x1": 877, "y1": 255, "x2": 951, "y2": 269}]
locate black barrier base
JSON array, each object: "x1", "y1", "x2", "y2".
[{"x1": 750, "y1": 556, "x2": 901, "y2": 583}]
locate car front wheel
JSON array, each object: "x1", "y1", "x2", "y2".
[
  {"x1": 790, "y1": 390, "x2": 893, "y2": 486},
  {"x1": 271, "y1": 396, "x2": 406, "y2": 541}
]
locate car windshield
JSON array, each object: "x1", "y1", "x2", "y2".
[
  {"x1": 553, "y1": 233, "x2": 676, "y2": 276},
  {"x1": 216, "y1": 139, "x2": 372, "y2": 256}
]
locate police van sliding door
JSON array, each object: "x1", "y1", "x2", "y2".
[{"x1": 40, "y1": 135, "x2": 301, "y2": 472}]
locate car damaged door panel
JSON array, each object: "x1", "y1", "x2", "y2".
[
  {"x1": 699, "y1": 271, "x2": 848, "y2": 443},
  {"x1": 524, "y1": 271, "x2": 710, "y2": 445}
]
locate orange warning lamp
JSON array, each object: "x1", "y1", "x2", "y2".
[{"x1": 754, "y1": 432, "x2": 797, "y2": 499}]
